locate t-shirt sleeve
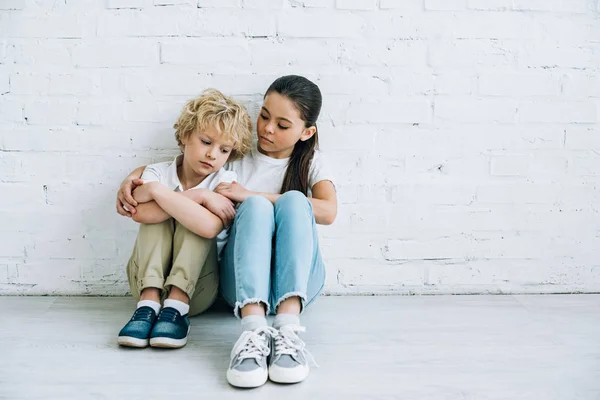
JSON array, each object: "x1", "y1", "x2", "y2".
[
  {"x1": 140, "y1": 163, "x2": 162, "y2": 183},
  {"x1": 208, "y1": 170, "x2": 238, "y2": 191},
  {"x1": 309, "y1": 151, "x2": 336, "y2": 190}
]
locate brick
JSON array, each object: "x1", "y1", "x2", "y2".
[
  {"x1": 76, "y1": 100, "x2": 124, "y2": 126},
  {"x1": 24, "y1": 100, "x2": 78, "y2": 125},
  {"x1": 160, "y1": 39, "x2": 250, "y2": 66},
  {"x1": 339, "y1": 40, "x2": 427, "y2": 67},
  {"x1": 476, "y1": 183, "x2": 561, "y2": 204},
  {"x1": 467, "y1": 0, "x2": 512, "y2": 10},
  {"x1": 518, "y1": 101, "x2": 597, "y2": 123},
  {"x1": 98, "y1": 10, "x2": 184, "y2": 37},
  {"x1": 429, "y1": 39, "x2": 519, "y2": 69},
  {"x1": 250, "y1": 39, "x2": 337, "y2": 67},
  {"x1": 521, "y1": 45, "x2": 597, "y2": 69},
  {"x1": 48, "y1": 73, "x2": 99, "y2": 96},
  {"x1": 425, "y1": 0, "x2": 466, "y2": 10},
  {"x1": 2, "y1": 126, "x2": 82, "y2": 151},
  {"x1": 479, "y1": 73, "x2": 560, "y2": 97},
  {"x1": 435, "y1": 98, "x2": 517, "y2": 123},
  {"x1": 379, "y1": 0, "x2": 422, "y2": 10},
  {"x1": 570, "y1": 157, "x2": 600, "y2": 176},
  {"x1": 277, "y1": 10, "x2": 363, "y2": 38},
  {"x1": 3, "y1": 15, "x2": 83, "y2": 38},
  {"x1": 0, "y1": 0, "x2": 24, "y2": 9},
  {"x1": 73, "y1": 40, "x2": 158, "y2": 68},
  {"x1": 562, "y1": 71, "x2": 600, "y2": 98},
  {"x1": 347, "y1": 99, "x2": 431, "y2": 124},
  {"x1": 242, "y1": 0, "x2": 283, "y2": 8},
  {"x1": 288, "y1": 0, "x2": 335, "y2": 7},
  {"x1": 0, "y1": 100, "x2": 24, "y2": 122},
  {"x1": 565, "y1": 126, "x2": 600, "y2": 150},
  {"x1": 336, "y1": 0, "x2": 377, "y2": 10},
  {"x1": 9, "y1": 72, "x2": 49, "y2": 95},
  {"x1": 13, "y1": 40, "x2": 73, "y2": 66},
  {"x1": 434, "y1": 72, "x2": 476, "y2": 95},
  {"x1": 0, "y1": 71, "x2": 8, "y2": 94},
  {"x1": 155, "y1": 0, "x2": 195, "y2": 5},
  {"x1": 197, "y1": 0, "x2": 240, "y2": 6},
  {"x1": 105, "y1": 0, "x2": 145, "y2": 8},
  {"x1": 490, "y1": 155, "x2": 529, "y2": 177}
]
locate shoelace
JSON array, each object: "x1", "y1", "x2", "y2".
[
  {"x1": 230, "y1": 326, "x2": 278, "y2": 367},
  {"x1": 157, "y1": 307, "x2": 180, "y2": 323},
  {"x1": 273, "y1": 324, "x2": 318, "y2": 368},
  {"x1": 130, "y1": 307, "x2": 155, "y2": 322}
]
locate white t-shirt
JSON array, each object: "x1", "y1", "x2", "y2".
[
  {"x1": 225, "y1": 146, "x2": 335, "y2": 196},
  {"x1": 141, "y1": 155, "x2": 237, "y2": 256}
]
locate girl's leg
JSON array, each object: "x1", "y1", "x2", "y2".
[
  {"x1": 220, "y1": 195, "x2": 275, "y2": 318},
  {"x1": 220, "y1": 196, "x2": 276, "y2": 388},
  {"x1": 269, "y1": 190, "x2": 326, "y2": 384},
  {"x1": 270, "y1": 190, "x2": 326, "y2": 314}
]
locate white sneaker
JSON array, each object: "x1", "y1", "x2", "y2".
[
  {"x1": 269, "y1": 324, "x2": 317, "y2": 384},
  {"x1": 227, "y1": 326, "x2": 277, "y2": 388}
]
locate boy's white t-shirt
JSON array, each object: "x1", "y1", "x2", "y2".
[
  {"x1": 225, "y1": 146, "x2": 335, "y2": 196},
  {"x1": 141, "y1": 155, "x2": 237, "y2": 256}
]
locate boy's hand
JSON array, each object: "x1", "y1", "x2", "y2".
[
  {"x1": 201, "y1": 191, "x2": 236, "y2": 227},
  {"x1": 133, "y1": 181, "x2": 160, "y2": 204},
  {"x1": 215, "y1": 181, "x2": 253, "y2": 204},
  {"x1": 117, "y1": 177, "x2": 144, "y2": 217}
]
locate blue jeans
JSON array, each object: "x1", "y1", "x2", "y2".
[{"x1": 220, "y1": 191, "x2": 326, "y2": 317}]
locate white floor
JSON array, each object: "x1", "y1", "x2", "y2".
[{"x1": 0, "y1": 295, "x2": 599, "y2": 400}]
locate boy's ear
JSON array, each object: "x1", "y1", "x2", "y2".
[{"x1": 300, "y1": 126, "x2": 316, "y2": 142}]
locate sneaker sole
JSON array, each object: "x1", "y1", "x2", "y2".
[
  {"x1": 117, "y1": 336, "x2": 149, "y2": 348},
  {"x1": 268, "y1": 364, "x2": 310, "y2": 384},
  {"x1": 227, "y1": 368, "x2": 268, "y2": 388},
  {"x1": 150, "y1": 327, "x2": 190, "y2": 349}
]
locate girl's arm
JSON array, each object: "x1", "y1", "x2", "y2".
[
  {"x1": 215, "y1": 180, "x2": 338, "y2": 225},
  {"x1": 145, "y1": 183, "x2": 225, "y2": 238},
  {"x1": 116, "y1": 165, "x2": 146, "y2": 217}
]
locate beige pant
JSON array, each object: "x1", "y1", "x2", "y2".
[{"x1": 126, "y1": 219, "x2": 219, "y2": 317}]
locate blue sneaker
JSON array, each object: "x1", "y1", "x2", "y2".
[
  {"x1": 117, "y1": 306, "x2": 157, "y2": 348},
  {"x1": 149, "y1": 307, "x2": 190, "y2": 348}
]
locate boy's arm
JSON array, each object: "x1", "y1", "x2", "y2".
[{"x1": 145, "y1": 183, "x2": 225, "y2": 238}]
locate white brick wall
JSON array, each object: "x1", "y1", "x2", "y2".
[{"x1": 1, "y1": 0, "x2": 599, "y2": 296}]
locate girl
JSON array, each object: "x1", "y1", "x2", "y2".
[{"x1": 117, "y1": 75, "x2": 337, "y2": 388}]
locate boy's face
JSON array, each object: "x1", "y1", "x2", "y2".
[{"x1": 181, "y1": 124, "x2": 234, "y2": 177}]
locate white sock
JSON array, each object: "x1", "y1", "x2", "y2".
[
  {"x1": 137, "y1": 300, "x2": 161, "y2": 315},
  {"x1": 164, "y1": 299, "x2": 190, "y2": 316},
  {"x1": 241, "y1": 315, "x2": 268, "y2": 332},
  {"x1": 273, "y1": 313, "x2": 300, "y2": 329}
]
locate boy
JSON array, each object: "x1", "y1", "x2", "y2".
[{"x1": 117, "y1": 89, "x2": 253, "y2": 348}]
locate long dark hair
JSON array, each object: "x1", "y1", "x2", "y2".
[{"x1": 265, "y1": 75, "x2": 322, "y2": 196}]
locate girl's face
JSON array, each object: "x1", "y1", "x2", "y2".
[{"x1": 256, "y1": 92, "x2": 315, "y2": 159}]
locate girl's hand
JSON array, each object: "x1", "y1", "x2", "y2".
[
  {"x1": 215, "y1": 181, "x2": 254, "y2": 204},
  {"x1": 201, "y1": 191, "x2": 236, "y2": 227},
  {"x1": 133, "y1": 182, "x2": 160, "y2": 204},
  {"x1": 117, "y1": 177, "x2": 144, "y2": 217}
]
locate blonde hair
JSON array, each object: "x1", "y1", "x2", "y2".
[{"x1": 174, "y1": 89, "x2": 253, "y2": 160}]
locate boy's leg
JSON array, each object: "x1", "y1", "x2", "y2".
[
  {"x1": 168, "y1": 221, "x2": 219, "y2": 315},
  {"x1": 149, "y1": 221, "x2": 218, "y2": 348},
  {"x1": 126, "y1": 219, "x2": 175, "y2": 298},
  {"x1": 120, "y1": 219, "x2": 175, "y2": 348}
]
